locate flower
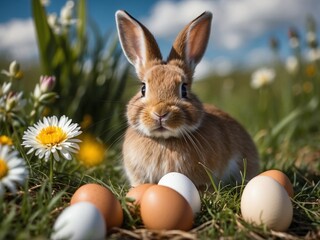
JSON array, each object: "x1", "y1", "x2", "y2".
[
  {"x1": 1, "y1": 60, "x2": 23, "y2": 80},
  {"x1": 251, "y1": 68, "x2": 275, "y2": 89},
  {"x1": 286, "y1": 56, "x2": 299, "y2": 75},
  {"x1": 0, "y1": 135, "x2": 13, "y2": 146},
  {"x1": 0, "y1": 91, "x2": 26, "y2": 123},
  {"x1": 33, "y1": 75, "x2": 57, "y2": 103},
  {"x1": 47, "y1": 13, "x2": 62, "y2": 34},
  {"x1": 22, "y1": 115, "x2": 82, "y2": 161},
  {"x1": 60, "y1": 1, "x2": 77, "y2": 26},
  {"x1": 0, "y1": 145, "x2": 28, "y2": 196},
  {"x1": 40, "y1": 75, "x2": 56, "y2": 93},
  {"x1": 0, "y1": 82, "x2": 12, "y2": 96},
  {"x1": 77, "y1": 135, "x2": 106, "y2": 167}
]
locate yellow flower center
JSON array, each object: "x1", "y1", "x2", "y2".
[
  {"x1": 36, "y1": 126, "x2": 67, "y2": 146},
  {"x1": 0, "y1": 159, "x2": 9, "y2": 179},
  {"x1": 0, "y1": 135, "x2": 13, "y2": 145}
]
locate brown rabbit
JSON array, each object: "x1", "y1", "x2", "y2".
[{"x1": 115, "y1": 10, "x2": 259, "y2": 188}]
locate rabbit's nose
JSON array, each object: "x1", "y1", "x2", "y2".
[{"x1": 153, "y1": 111, "x2": 169, "y2": 120}]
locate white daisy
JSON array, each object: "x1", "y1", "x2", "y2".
[
  {"x1": 0, "y1": 144, "x2": 28, "y2": 197},
  {"x1": 22, "y1": 115, "x2": 82, "y2": 161}
]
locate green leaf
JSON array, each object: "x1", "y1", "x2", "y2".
[{"x1": 31, "y1": 0, "x2": 56, "y2": 74}]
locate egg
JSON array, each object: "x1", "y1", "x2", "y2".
[
  {"x1": 140, "y1": 185, "x2": 193, "y2": 231},
  {"x1": 259, "y1": 169, "x2": 294, "y2": 197},
  {"x1": 126, "y1": 183, "x2": 155, "y2": 206},
  {"x1": 51, "y1": 202, "x2": 106, "y2": 240},
  {"x1": 70, "y1": 183, "x2": 123, "y2": 230},
  {"x1": 158, "y1": 172, "x2": 201, "y2": 215},
  {"x1": 241, "y1": 176, "x2": 293, "y2": 231}
]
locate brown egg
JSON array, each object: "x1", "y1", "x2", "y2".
[
  {"x1": 259, "y1": 170, "x2": 294, "y2": 197},
  {"x1": 70, "y1": 183, "x2": 123, "y2": 230},
  {"x1": 126, "y1": 183, "x2": 155, "y2": 206},
  {"x1": 140, "y1": 185, "x2": 193, "y2": 231}
]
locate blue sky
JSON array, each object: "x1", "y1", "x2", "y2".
[{"x1": 0, "y1": 0, "x2": 319, "y2": 77}]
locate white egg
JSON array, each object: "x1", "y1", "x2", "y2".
[
  {"x1": 241, "y1": 175, "x2": 293, "y2": 232},
  {"x1": 51, "y1": 202, "x2": 106, "y2": 240},
  {"x1": 158, "y1": 172, "x2": 201, "y2": 214}
]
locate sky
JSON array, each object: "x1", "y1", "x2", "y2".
[{"x1": 0, "y1": 0, "x2": 319, "y2": 77}]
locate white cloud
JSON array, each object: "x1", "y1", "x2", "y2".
[
  {"x1": 0, "y1": 18, "x2": 38, "y2": 60},
  {"x1": 144, "y1": 0, "x2": 320, "y2": 50},
  {"x1": 195, "y1": 57, "x2": 233, "y2": 79}
]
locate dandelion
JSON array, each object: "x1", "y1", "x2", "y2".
[
  {"x1": 22, "y1": 115, "x2": 82, "y2": 162},
  {"x1": 251, "y1": 68, "x2": 275, "y2": 89},
  {"x1": 0, "y1": 135, "x2": 13, "y2": 146},
  {"x1": 0, "y1": 145, "x2": 28, "y2": 196},
  {"x1": 77, "y1": 135, "x2": 106, "y2": 167}
]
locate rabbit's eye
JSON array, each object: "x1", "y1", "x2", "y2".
[
  {"x1": 181, "y1": 83, "x2": 188, "y2": 98},
  {"x1": 141, "y1": 83, "x2": 146, "y2": 97}
]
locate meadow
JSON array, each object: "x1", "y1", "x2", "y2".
[{"x1": 0, "y1": 0, "x2": 319, "y2": 239}]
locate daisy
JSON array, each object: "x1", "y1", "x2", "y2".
[
  {"x1": 22, "y1": 115, "x2": 82, "y2": 161},
  {"x1": 0, "y1": 144, "x2": 28, "y2": 196}
]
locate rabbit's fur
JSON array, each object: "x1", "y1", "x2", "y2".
[{"x1": 116, "y1": 10, "x2": 259, "y2": 187}]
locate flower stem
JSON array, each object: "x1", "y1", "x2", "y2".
[{"x1": 49, "y1": 156, "x2": 54, "y2": 186}]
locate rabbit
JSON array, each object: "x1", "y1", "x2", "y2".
[{"x1": 115, "y1": 10, "x2": 259, "y2": 188}]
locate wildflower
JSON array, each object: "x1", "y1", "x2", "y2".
[
  {"x1": 1, "y1": 61, "x2": 23, "y2": 80},
  {"x1": 306, "y1": 64, "x2": 317, "y2": 77},
  {"x1": 77, "y1": 135, "x2": 106, "y2": 167},
  {"x1": 286, "y1": 56, "x2": 299, "y2": 75},
  {"x1": 80, "y1": 114, "x2": 93, "y2": 130},
  {"x1": 0, "y1": 82, "x2": 12, "y2": 96},
  {"x1": 0, "y1": 136, "x2": 13, "y2": 146},
  {"x1": 22, "y1": 115, "x2": 81, "y2": 161},
  {"x1": 33, "y1": 75, "x2": 57, "y2": 103},
  {"x1": 251, "y1": 68, "x2": 275, "y2": 89},
  {"x1": 0, "y1": 91, "x2": 26, "y2": 123},
  {"x1": 47, "y1": 13, "x2": 62, "y2": 34},
  {"x1": 41, "y1": 0, "x2": 50, "y2": 7},
  {"x1": 288, "y1": 28, "x2": 300, "y2": 49},
  {"x1": 40, "y1": 75, "x2": 56, "y2": 92},
  {"x1": 307, "y1": 49, "x2": 320, "y2": 62},
  {"x1": 0, "y1": 145, "x2": 28, "y2": 196},
  {"x1": 60, "y1": 1, "x2": 77, "y2": 26}
]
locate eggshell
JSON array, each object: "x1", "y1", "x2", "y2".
[
  {"x1": 126, "y1": 183, "x2": 155, "y2": 206},
  {"x1": 259, "y1": 169, "x2": 294, "y2": 197},
  {"x1": 70, "y1": 183, "x2": 123, "y2": 230},
  {"x1": 158, "y1": 172, "x2": 201, "y2": 215},
  {"x1": 51, "y1": 202, "x2": 106, "y2": 240},
  {"x1": 241, "y1": 176, "x2": 293, "y2": 231},
  {"x1": 140, "y1": 185, "x2": 193, "y2": 231}
]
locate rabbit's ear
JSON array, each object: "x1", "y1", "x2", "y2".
[
  {"x1": 115, "y1": 10, "x2": 162, "y2": 77},
  {"x1": 168, "y1": 11, "x2": 212, "y2": 75}
]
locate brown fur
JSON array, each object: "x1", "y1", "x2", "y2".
[{"x1": 116, "y1": 10, "x2": 259, "y2": 187}]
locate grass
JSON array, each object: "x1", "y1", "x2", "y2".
[{"x1": 0, "y1": 1, "x2": 319, "y2": 239}]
